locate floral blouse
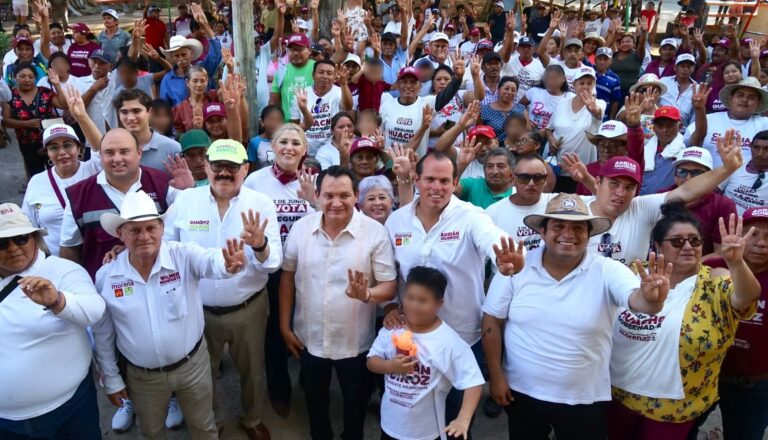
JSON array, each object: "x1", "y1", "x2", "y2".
[
  {"x1": 613, "y1": 265, "x2": 757, "y2": 423},
  {"x1": 9, "y1": 86, "x2": 57, "y2": 147}
]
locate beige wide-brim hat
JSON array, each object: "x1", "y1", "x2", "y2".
[
  {"x1": 720, "y1": 77, "x2": 768, "y2": 114},
  {"x1": 162, "y1": 35, "x2": 204, "y2": 61},
  {"x1": 0, "y1": 203, "x2": 47, "y2": 238},
  {"x1": 100, "y1": 191, "x2": 166, "y2": 239},
  {"x1": 524, "y1": 194, "x2": 612, "y2": 237},
  {"x1": 629, "y1": 73, "x2": 668, "y2": 95}
]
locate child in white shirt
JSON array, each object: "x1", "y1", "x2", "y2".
[{"x1": 368, "y1": 266, "x2": 484, "y2": 440}]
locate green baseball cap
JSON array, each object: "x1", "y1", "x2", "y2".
[
  {"x1": 180, "y1": 129, "x2": 212, "y2": 152},
  {"x1": 207, "y1": 139, "x2": 248, "y2": 164}
]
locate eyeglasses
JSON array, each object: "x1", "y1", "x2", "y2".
[
  {"x1": 0, "y1": 234, "x2": 31, "y2": 251},
  {"x1": 312, "y1": 97, "x2": 322, "y2": 114},
  {"x1": 514, "y1": 138, "x2": 532, "y2": 145},
  {"x1": 661, "y1": 236, "x2": 703, "y2": 248},
  {"x1": 600, "y1": 232, "x2": 613, "y2": 258},
  {"x1": 515, "y1": 173, "x2": 547, "y2": 184},
  {"x1": 753, "y1": 171, "x2": 765, "y2": 191},
  {"x1": 209, "y1": 162, "x2": 243, "y2": 174},
  {"x1": 674, "y1": 168, "x2": 706, "y2": 179}
]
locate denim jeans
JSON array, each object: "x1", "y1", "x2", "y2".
[
  {"x1": 0, "y1": 373, "x2": 100, "y2": 440},
  {"x1": 719, "y1": 378, "x2": 768, "y2": 440},
  {"x1": 445, "y1": 341, "x2": 485, "y2": 440}
]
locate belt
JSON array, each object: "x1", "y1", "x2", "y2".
[
  {"x1": 721, "y1": 372, "x2": 768, "y2": 387},
  {"x1": 130, "y1": 337, "x2": 203, "y2": 373},
  {"x1": 203, "y1": 289, "x2": 263, "y2": 316}
]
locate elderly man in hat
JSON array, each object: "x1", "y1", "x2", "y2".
[
  {"x1": 92, "y1": 190, "x2": 254, "y2": 440},
  {"x1": 164, "y1": 139, "x2": 280, "y2": 439},
  {"x1": 98, "y1": 9, "x2": 131, "y2": 61},
  {"x1": 0, "y1": 204, "x2": 105, "y2": 439},
  {"x1": 159, "y1": 34, "x2": 203, "y2": 106},
  {"x1": 75, "y1": 48, "x2": 115, "y2": 144},
  {"x1": 639, "y1": 105, "x2": 690, "y2": 195},
  {"x1": 482, "y1": 193, "x2": 672, "y2": 440}
]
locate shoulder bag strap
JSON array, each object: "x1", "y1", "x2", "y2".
[{"x1": 47, "y1": 167, "x2": 67, "y2": 209}]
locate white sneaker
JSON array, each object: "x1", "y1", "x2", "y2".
[
  {"x1": 165, "y1": 397, "x2": 184, "y2": 430},
  {"x1": 111, "y1": 399, "x2": 134, "y2": 433}
]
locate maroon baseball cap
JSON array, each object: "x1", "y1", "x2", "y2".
[
  {"x1": 69, "y1": 23, "x2": 92, "y2": 34},
  {"x1": 653, "y1": 106, "x2": 681, "y2": 122},
  {"x1": 743, "y1": 207, "x2": 768, "y2": 225},
  {"x1": 397, "y1": 66, "x2": 420, "y2": 81},
  {"x1": 445, "y1": 23, "x2": 456, "y2": 31},
  {"x1": 301, "y1": 6, "x2": 309, "y2": 12},
  {"x1": 599, "y1": 156, "x2": 642, "y2": 185},
  {"x1": 203, "y1": 102, "x2": 227, "y2": 120},
  {"x1": 477, "y1": 39, "x2": 494, "y2": 51},
  {"x1": 469, "y1": 27, "x2": 481, "y2": 36},
  {"x1": 468, "y1": 125, "x2": 497, "y2": 140},
  {"x1": 287, "y1": 33, "x2": 311, "y2": 48},
  {"x1": 349, "y1": 137, "x2": 380, "y2": 157},
  {"x1": 13, "y1": 36, "x2": 33, "y2": 48},
  {"x1": 717, "y1": 39, "x2": 730, "y2": 49}
]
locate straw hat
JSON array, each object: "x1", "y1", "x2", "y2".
[
  {"x1": 523, "y1": 194, "x2": 612, "y2": 237},
  {"x1": 719, "y1": 77, "x2": 768, "y2": 114},
  {"x1": 162, "y1": 35, "x2": 204, "y2": 60}
]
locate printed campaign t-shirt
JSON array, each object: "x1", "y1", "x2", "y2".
[
  {"x1": 685, "y1": 112, "x2": 768, "y2": 168},
  {"x1": 486, "y1": 193, "x2": 558, "y2": 251},
  {"x1": 271, "y1": 60, "x2": 316, "y2": 122},
  {"x1": 368, "y1": 324, "x2": 484, "y2": 440},
  {"x1": 291, "y1": 85, "x2": 343, "y2": 156},
  {"x1": 502, "y1": 55, "x2": 545, "y2": 104},
  {"x1": 524, "y1": 88, "x2": 573, "y2": 130},
  {"x1": 381, "y1": 93, "x2": 436, "y2": 157},
  {"x1": 719, "y1": 165, "x2": 768, "y2": 215},
  {"x1": 67, "y1": 41, "x2": 101, "y2": 77}
]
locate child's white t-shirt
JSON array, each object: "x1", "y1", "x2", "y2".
[{"x1": 368, "y1": 323, "x2": 484, "y2": 440}]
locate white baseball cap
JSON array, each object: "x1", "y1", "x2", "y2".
[
  {"x1": 0, "y1": 203, "x2": 47, "y2": 239},
  {"x1": 43, "y1": 124, "x2": 80, "y2": 145},
  {"x1": 343, "y1": 53, "x2": 362, "y2": 66},
  {"x1": 675, "y1": 53, "x2": 696, "y2": 65},
  {"x1": 673, "y1": 147, "x2": 713, "y2": 170},
  {"x1": 430, "y1": 32, "x2": 450, "y2": 43},
  {"x1": 660, "y1": 38, "x2": 679, "y2": 49},
  {"x1": 586, "y1": 120, "x2": 628, "y2": 144},
  {"x1": 573, "y1": 66, "x2": 596, "y2": 81},
  {"x1": 296, "y1": 18, "x2": 309, "y2": 30}
]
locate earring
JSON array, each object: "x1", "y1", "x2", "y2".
[
  {"x1": 47, "y1": 159, "x2": 54, "y2": 167},
  {"x1": 77, "y1": 152, "x2": 84, "y2": 161}
]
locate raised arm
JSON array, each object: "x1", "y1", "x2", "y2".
[
  {"x1": 688, "y1": 83, "x2": 710, "y2": 148},
  {"x1": 717, "y1": 214, "x2": 761, "y2": 311},
  {"x1": 128, "y1": 19, "x2": 145, "y2": 61},
  {"x1": 310, "y1": 0, "x2": 320, "y2": 42},
  {"x1": 433, "y1": 100, "x2": 479, "y2": 157},
  {"x1": 635, "y1": 17, "x2": 648, "y2": 61},
  {"x1": 62, "y1": 85, "x2": 104, "y2": 153},
  {"x1": 499, "y1": 10, "x2": 516, "y2": 63},
  {"x1": 32, "y1": 0, "x2": 52, "y2": 60},
  {"x1": 408, "y1": 14, "x2": 434, "y2": 59},
  {"x1": 537, "y1": 10, "x2": 561, "y2": 66},
  {"x1": 337, "y1": 65, "x2": 353, "y2": 111},
  {"x1": 269, "y1": 1, "x2": 287, "y2": 53}
]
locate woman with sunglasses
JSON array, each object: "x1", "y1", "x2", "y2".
[
  {"x1": 0, "y1": 204, "x2": 105, "y2": 440},
  {"x1": 608, "y1": 202, "x2": 760, "y2": 439}
]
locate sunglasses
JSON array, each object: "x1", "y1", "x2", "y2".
[
  {"x1": 753, "y1": 171, "x2": 765, "y2": 191},
  {"x1": 662, "y1": 236, "x2": 703, "y2": 248},
  {"x1": 515, "y1": 173, "x2": 547, "y2": 184},
  {"x1": 674, "y1": 168, "x2": 706, "y2": 179},
  {"x1": 0, "y1": 234, "x2": 31, "y2": 251},
  {"x1": 209, "y1": 162, "x2": 243, "y2": 174}
]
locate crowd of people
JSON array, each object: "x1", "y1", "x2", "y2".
[{"x1": 1, "y1": 0, "x2": 768, "y2": 439}]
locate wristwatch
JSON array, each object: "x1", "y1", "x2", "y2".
[{"x1": 252, "y1": 236, "x2": 269, "y2": 253}]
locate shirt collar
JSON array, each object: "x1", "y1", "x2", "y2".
[
  {"x1": 97, "y1": 168, "x2": 143, "y2": 190},
  {"x1": 530, "y1": 245, "x2": 594, "y2": 279},
  {"x1": 114, "y1": 241, "x2": 177, "y2": 282},
  {"x1": 312, "y1": 209, "x2": 363, "y2": 239}
]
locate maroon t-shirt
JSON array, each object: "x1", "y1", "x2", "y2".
[
  {"x1": 67, "y1": 41, "x2": 101, "y2": 77},
  {"x1": 705, "y1": 256, "x2": 768, "y2": 377},
  {"x1": 357, "y1": 76, "x2": 390, "y2": 112}
]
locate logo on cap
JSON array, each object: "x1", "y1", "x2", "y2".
[
  {"x1": 682, "y1": 150, "x2": 702, "y2": 159},
  {"x1": 614, "y1": 160, "x2": 637, "y2": 173},
  {"x1": 561, "y1": 197, "x2": 578, "y2": 211},
  {"x1": 50, "y1": 126, "x2": 68, "y2": 134},
  {"x1": 753, "y1": 208, "x2": 768, "y2": 217}
]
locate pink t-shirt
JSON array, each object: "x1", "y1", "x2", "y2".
[{"x1": 67, "y1": 41, "x2": 101, "y2": 77}]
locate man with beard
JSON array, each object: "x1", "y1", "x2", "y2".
[{"x1": 271, "y1": 34, "x2": 315, "y2": 121}]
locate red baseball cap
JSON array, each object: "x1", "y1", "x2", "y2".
[
  {"x1": 349, "y1": 137, "x2": 380, "y2": 157},
  {"x1": 13, "y1": 36, "x2": 33, "y2": 48},
  {"x1": 469, "y1": 27, "x2": 481, "y2": 36},
  {"x1": 743, "y1": 207, "x2": 768, "y2": 225},
  {"x1": 599, "y1": 156, "x2": 642, "y2": 185},
  {"x1": 468, "y1": 125, "x2": 497, "y2": 140},
  {"x1": 203, "y1": 102, "x2": 227, "y2": 120},
  {"x1": 69, "y1": 23, "x2": 92, "y2": 34},
  {"x1": 653, "y1": 106, "x2": 681, "y2": 122},
  {"x1": 397, "y1": 66, "x2": 420, "y2": 81},
  {"x1": 287, "y1": 33, "x2": 311, "y2": 48}
]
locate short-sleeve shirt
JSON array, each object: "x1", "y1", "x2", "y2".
[
  {"x1": 140, "y1": 131, "x2": 182, "y2": 173},
  {"x1": 97, "y1": 29, "x2": 131, "y2": 61},
  {"x1": 290, "y1": 85, "x2": 343, "y2": 156},
  {"x1": 719, "y1": 164, "x2": 768, "y2": 215},
  {"x1": 547, "y1": 95, "x2": 604, "y2": 170},
  {"x1": 271, "y1": 61, "x2": 316, "y2": 122},
  {"x1": 685, "y1": 113, "x2": 768, "y2": 168},
  {"x1": 9, "y1": 86, "x2": 57, "y2": 146},
  {"x1": 458, "y1": 177, "x2": 514, "y2": 209},
  {"x1": 485, "y1": 193, "x2": 559, "y2": 251},
  {"x1": 380, "y1": 93, "x2": 436, "y2": 157},
  {"x1": 524, "y1": 88, "x2": 572, "y2": 130},
  {"x1": 67, "y1": 41, "x2": 101, "y2": 77}
]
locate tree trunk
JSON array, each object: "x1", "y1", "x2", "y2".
[
  {"x1": 318, "y1": 0, "x2": 343, "y2": 40},
  {"x1": 232, "y1": 0, "x2": 259, "y2": 135}
]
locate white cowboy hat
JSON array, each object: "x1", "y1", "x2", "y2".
[
  {"x1": 720, "y1": 77, "x2": 768, "y2": 114},
  {"x1": 629, "y1": 73, "x2": 668, "y2": 95},
  {"x1": 523, "y1": 194, "x2": 612, "y2": 237},
  {"x1": 100, "y1": 191, "x2": 166, "y2": 239},
  {"x1": 162, "y1": 35, "x2": 204, "y2": 61}
]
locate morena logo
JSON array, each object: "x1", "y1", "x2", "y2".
[{"x1": 50, "y1": 126, "x2": 69, "y2": 134}]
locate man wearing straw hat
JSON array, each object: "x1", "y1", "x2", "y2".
[
  {"x1": 482, "y1": 193, "x2": 673, "y2": 439},
  {"x1": 92, "y1": 190, "x2": 251, "y2": 440}
]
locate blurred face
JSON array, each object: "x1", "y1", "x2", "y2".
[
  {"x1": 351, "y1": 149, "x2": 379, "y2": 177},
  {"x1": 505, "y1": 120, "x2": 527, "y2": 145},
  {"x1": 183, "y1": 146, "x2": 207, "y2": 181},
  {"x1": 673, "y1": 162, "x2": 708, "y2": 187},
  {"x1": 149, "y1": 107, "x2": 172, "y2": 134},
  {"x1": 729, "y1": 88, "x2": 761, "y2": 119},
  {"x1": 364, "y1": 64, "x2": 383, "y2": 82},
  {"x1": 14, "y1": 68, "x2": 35, "y2": 90},
  {"x1": 100, "y1": 130, "x2": 142, "y2": 181},
  {"x1": 90, "y1": 58, "x2": 111, "y2": 79},
  {"x1": 751, "y1": 139, "x2": 768, "y2": 170},
  {"x1": 117, "y1": 64, "x2": 138, "y2": 88},
  {"x1": 118, "y1": 99, "x2": 150, "y2": 133},
  {"x1": 433, "y1": 69, "x2": 452, "y2": 93},
  {"x1": 660, "y1": 45, "x2": 677, "y2": 61},
  {"x1": 655, "y1": 222, "x2": 701, "y2": 273},
  {"x1": 118, "y1": 219, "x2": 163, "y2": 259},
  {"x1": 357, "y1": 114, "x2": 379, "y2": 136},
  {"x1": 416, "y1": 156, "x2": 457, "y2": 211},
  {"x1": 103, "y1": 15, "x2": 117, "y2": 28},
  {"x1": 206, "y1": 160, "x2": 248, "y2": 197},
  {"x1": 173, "y1": 47, "x2": 193, "y2": 69},
  {"x1": 187, "y1": 71, "x2": 208, "y2": 96},
  {"x1": 332, "y1": 116, "x2": 355, "y2": 141},
  {"x1": 744, "y1": 220, "x2": 768, "y2": 270},
  {"x1": 595, "y1": 176, "x2": 637, "y2": 217},
  {"x1": 15, "y1": 44, "x2": 33, "y2": 63},
  {"x1": 483, "y1": 59, "x2": 502, "y2": 80},
  {"x1": 542, "y1": 220, "x2": 589, "y2": 261},
  {"x1": 595, "y1": 55, "x2": 612, "y2": 72},
  {"x1": 675, "y1": 61, "x2": 694, "y2": 80},
  {"x1": 319, "y1": 175, "x2": 357, "y2": 224},
  {"x1": 484, "y1": 154, "x2": 512, "y2": 189},
  {"x1": 45, "y1": 138, "x2": 81, "y2": 172},
  {"x1": 498, "y1": 81, "x2": 518, "y2": 103},
  {"x1": 273, "y1": 129, "x2": 307, "y2": 172},
  {"x1": 361, "y1": 188, "x2": 393, "y2": 223},
  {"x1": 653, "y1": 118, "x2": 680, "y2": 145},
  {"x1": 723, "y1": 64, "x2": 742, "y2": 85},
  {"x1": 398, "y1": 77, "x2": 421, "y2": 101},
  {"x1": 288, "y1": 44, "x2": 310, "y2": 66},
  {"x1": 596, "y1": 139, "x2": 627, "y2": 163},
  {"x1": 543, "y1": 69, "x2": 566, "y2": 92},
  {"x1": 512, "y1": 159, "x2": 548, "y2": 203},
  {"x1": 402, "y1": 283, "x2": 442, "y2": 327},
  {"x1": 204, "y1": 116, "x2": 226, "y2": 138},
  {"x1": 619, "y1": 35, "x2": 635, "y2": 52},
  {"x1": 573, "y1": 76, "x2": 595, "y2": 96},
  {"x1": 262, "y1": 111, "x2": 284, "y2": 136},
  {"x1": 0, "y1": 233, "x2": 38, "y2": 276},
  {"x1": 563, "y1": 45, "x2": 582, "y2": 65}
]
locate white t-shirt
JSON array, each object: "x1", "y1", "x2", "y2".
[
  {"x1": 447, "y1": 34, "x2": 464, "y2": 54},
  {"x1": 22, "y1": 156, "x2": 102, "y2": 256},
  {"x1": 381, "y1": 93, "x2": 436, "y2": 157},
  {"x1": 33, "y1": 39, "x2": 71, "y2": 56},
  {"x1": 368, "y1": 324, "x2": 484, "y2": 440},
  {"x1": 486, "y1": 193, "x2": 558, "y2": 251},
  {"x1": 243, "y1": 166, "x2": 316, "y2": 243},
  {"x1": 503, "y1": 55, "x2": 545, "y2": 103},
  {"x1": 585, "y1": 19, "x2": 602, "y2": 34},
  {"x1": 719, "y1": 164, "x2": 768, "y2": 215},
  {"x1": 584, "y1": 193, "x2": 667, "y2": 264},
  {"x1": 684, "y1": 112, "x2": 768, "y2": 168},
  {"x1": 546, "y1": 95, "x2": 604, "y2": 170},
  {"x1": 315, "y1": 141, "x2": 341, "y2": 170},
  {"x1": 291, "y1": 85, "x2": 343, "y2": 156},
  {"x1": 483, "y1": 247, "x2": 638, "y2": 404},
  {"x1": 525, "y1": 88, "x2": 573, "y2": 130},
  {"x1": 459, "y1": 40, "x2": 478, "y2": 57},
  {"x1": 429, "y1": 91, "x2": 465, "y2": 150}
]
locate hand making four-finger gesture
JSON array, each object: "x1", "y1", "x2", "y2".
[
  {"x1": 493, "y1": 237, "x2": 525, "y2": 276},
  {"x1": 719, "y1": 214, "x2": 753, "y2": 266},
  {"x1": 240, "y1": 209, "x2": 269, "y2": 251},
  {"x1": 634, "y1": 252, "x2": 673, "y2": 305},
  {"x1": 346, "y1": 269, "x2": 371, "y2": 302},
  {"x1": 222, "y1": 238, "x2": 246, "y2": 274}
]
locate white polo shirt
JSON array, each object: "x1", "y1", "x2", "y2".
[
  {"x1": 282, "y1": 210, "x2": 397, "y2": 360},
  {"x1": 385, "y1": 196, "x2": 509, "y2": 345},
  {"x1": 0, "y1": 253, "x2": 105, "y2": 420},
  {"x1": 483, "y1": 246, "x2": 639, "y2": 404},
  {"x1": 92, "y1": 241, "x2": 236, "y2": 393},
  {"x1": 659, "y1": 76, "x2": 696, "y2": 129},
  {"x1": 164, "y1": 185, "x2": 283, "y2": 307},
  {"x1": 76, "y1": 73, "x2": 116, "y2": 148},
  {"x1": 486, "y1": 193, "x2": 559, "y2": 251}
]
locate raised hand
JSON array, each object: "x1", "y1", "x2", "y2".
[
  {"x1": 623, "y1": 92, "x2": 644, "y2": 127},
  {"x1": 48, "y1": 69, "x2": 60, "y2": 86},
  {"x1": 458, "y1": 136, "x2": 479, "y2": 168},
  {"x1": 240, "y1": 209, "x2": 269, "y2": 250},
  {"x1": 421, "y1": 104, "x2": 434, "y2": 129},
  {"x1": 370, "y1": 32, "x2": 382, "y2": 54},
  {"x1": 133, "y1": 18, "x2": 146, "y2": 38},
  {"x1": 691, "y1": 83, "x2": 711, "y2": 111},
  {"x1": 62, "y1": 85, "x2": 87, "y2": 121},
  {"x1": 295, "y1": 88, "x2": 308, "y2": 111},
  {"x1": 719, "y1": 214, "x2": 753, "y2": 266},
  {"x1": 336, "y1": 63, "x2": 348, "y2": 85},
  {"x1": 163, "y1": 153, "x2": 195, "y2": 189},
  {"x1": 346, "y1": 269, "x2": 370, "y2": 302},
  {"x1": 451, "y1": 49, "x2": 465, "y2": 78},
  {"x1": 221, "y1": 46, "x2": 235, "y2": 68},
  {"x1": 505, "y1": 9, "x2": 516, "y2": 32},
  {"x1": 638, "y1": 16, "x2": 648, "y2": 33},
  {"x1": 388, "y1": 143, "x2": 412, "y2": 180},
  {"x1": 579, "y1": 89, "x2": 599, "y2": 113},
  {"x1": 470, "y1": 53, "x2": 482, "y2": 77},
  {"x1": 716, "y1": 128, "x2": 744, "y2": 172},
  {"x1": 277, "y1": 0, "x2": 286, "y2": 15},
  {"x1": 692, "y1": 28, "x2": 703, "y2": 45},
  {"x1": 189, "y1": 3, "x2": 208, "y2": 26},
  {"x1": 634, "y1": 252, "x2": 673, "y2": 304},
  {"x1": 139, "y1": 43, "x2": 160, "y2": 60},
  {"x1": 296, "y1": 166, "x2": 318, "y2": 204},
  {"x1": 549, "y1": 9, "x2": 562, "y2": 30},
  {"x1": 222, "y1": 238, "x2": 246, "y2": 274},
  {"x1": 309, "y1": 0, "x2": 319, "y2": 9},
  {"x1": 559, "y1": 152, "x2": 589, "y2": 183},
  {"x1": 459, "y1": 100, "x2": 480, "y2": 128},
  {"x1": 749, "y1": 39, "x2": 761, "y2": 59},
  {"x1": 493, "y1": 237, "x2": 525, "y2": 276},
  {"x1": 338, "y1": 127, "x2": 354, "y2": 156}
]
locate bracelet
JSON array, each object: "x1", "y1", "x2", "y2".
[
  {"x1": 44, "y1": 290, "x2": 63, "y2": 312},
  {"x1": 396, "y1": 176, "x2": 412, "y2": 185},
  {"x1": 252, "y1": 236, "x2": 269, "y2": 253},
  {"x1": 363, "y1": 288, "x2": 372, "y2": 303}
]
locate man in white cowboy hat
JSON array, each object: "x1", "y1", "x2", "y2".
[
  {"x1": 158, "y1": 33, "x2": 203, "y2": 106},
  {"x1": 482, "y1": 193, "x2": 673, "y2": 439},
  {"x1": 687, "y1": 77, "x2": 768, "y2": 168},
  {"x1": 92, "y1": 190, "x2": 253, "y2": 440},
  {"x1": 720, "y1": 130, "x2": 768, "y2": 215},
  {"x1": 0, "y1": 204, "x2": 105, "y2": 439},
  {"x1": 97, "y1": 9, "x2": 131, "y2": 61},
  {"x1": 164, "y1": 139, "x2": 280, "y2": 439}
]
